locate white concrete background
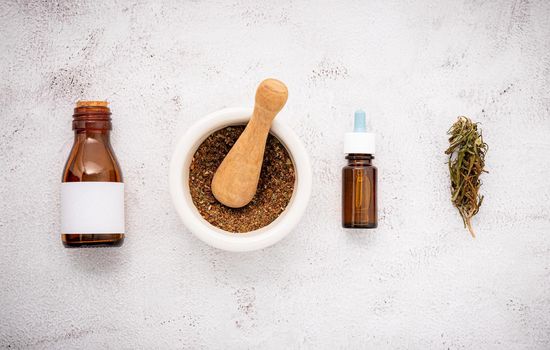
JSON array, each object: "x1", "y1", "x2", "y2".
[{"x1": 1, "y1": 0, "x2": 549, "y2": 348}]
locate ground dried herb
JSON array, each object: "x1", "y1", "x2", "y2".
[
  {"x1": 189, "y1": 126, "x2": 295, "y2": 233},
  {"x1": 445, "y1": 116, "x2": 488, "y2": 237}
]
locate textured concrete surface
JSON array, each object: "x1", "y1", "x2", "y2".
[{"x1": 1, "y1": 0, "x2": 550, "y2": 348}]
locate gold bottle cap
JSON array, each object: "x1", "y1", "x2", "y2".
[{"x1": 76, "y1": 101, "x2": 109, "y2": 107}]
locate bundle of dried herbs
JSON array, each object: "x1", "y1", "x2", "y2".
[{"x1": 445, "y1": 116, "x2": 488, "y2": 237}]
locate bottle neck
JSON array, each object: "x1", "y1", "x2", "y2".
[
  {"x1": 346, "y1": 153, "x2": 373, "y2": 165},
  {"x1": 74, "y1": 130, "x2": 111, "y2": 142},
  {"x1": 72, "y1": 105, "x2": 112, "y2": 133}
]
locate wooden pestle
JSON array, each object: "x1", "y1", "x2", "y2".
[{"x1": 211, "y1": 79, "x2": 288, "y2": 208}]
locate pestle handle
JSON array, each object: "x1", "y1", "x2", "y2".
[
  {"x1": 255, "y1": 78, "x2": 288, "y2": 116},
  {"x1": 211, "y1": 79, "x2": 288, "y2": 208}
]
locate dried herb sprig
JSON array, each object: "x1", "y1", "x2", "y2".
[{"x1": 445, "y1": 116, "x2": 488, "y2": 237}]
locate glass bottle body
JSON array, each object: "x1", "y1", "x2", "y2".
[
  {"x1": 342, "y1": 154, "x2": 377, "y2": 228},
  {"x1": 62, "y1": 104, "x2": 124, "y2": 247}
]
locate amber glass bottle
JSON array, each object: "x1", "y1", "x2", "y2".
[
  {"x1": 342, "y1": 154, "x2": 377, "y2": 228},
  {"x1": 61, "y1": 101, "x2": 125, "y2": 247},
  {"x1": 342, "y1": 110, "x2": 377, "y2": 228}
]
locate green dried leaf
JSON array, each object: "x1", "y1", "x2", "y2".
[{"x1": 445, "y1": 116, "x2": 488, "y2": 237}]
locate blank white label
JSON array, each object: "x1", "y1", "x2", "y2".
[{"x1": 61, "y1": 182, "x2": 125, "y2": 234}]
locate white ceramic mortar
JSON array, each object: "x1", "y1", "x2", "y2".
[{"x1": 169, "y1": 108, "x2": 312, "y2": 252}]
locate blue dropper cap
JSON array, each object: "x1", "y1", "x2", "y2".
[
  {"x1": 354, "y1": 109, "x2": 367, "y2": 132},
  {"x1": 345, "y1": 109, "x2": 375, "y2": 154}
]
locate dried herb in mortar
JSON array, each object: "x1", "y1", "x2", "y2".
[
  {"x1": 445, "y1": 116, "x2": 488, "y2": 237},
  {"x1": 189, "y1": 126, "x2": 295, "y2": 233}
]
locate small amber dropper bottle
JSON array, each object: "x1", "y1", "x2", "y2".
[{"x1": 342, "y1": 110, "x2": 377, "y2": 228}]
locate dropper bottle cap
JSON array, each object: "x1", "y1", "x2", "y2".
[{"x1": 344, "y1": 109, "x2": 375, "y2": 154}]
